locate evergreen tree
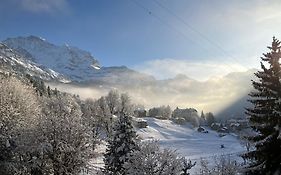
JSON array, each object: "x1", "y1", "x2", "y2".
[
  {"x1": 53, "y1": 88, "x2": 58, "y2": 97},
  {"x1": 243, "y1": 37, "x2": 281, "y2": 174},
  {"x1": 47, "y1": 86, "x2": 51, "y2": 97},
  {"x1": 104, "y1": 114, "x2": 139, "y2": 175},
  {"x1": 205, "y1": 112, "x2": 215, "y2": 126},
  {"x1": 200, "y1": 110, "x2": 206, "y2": 126},
  {"x1": 200, "y1": 111, "x2": 205, "y2": 120}
]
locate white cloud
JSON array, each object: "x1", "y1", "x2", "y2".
[
  {"x1": 48, "y1": 68, "x2": 255, "y2": 116},
  {"x1": 19, "y1": 0, "x2": 69, "y2": 14},
  {"x1": 134, "y1": 58, "x2": 247, "y2": 81}
]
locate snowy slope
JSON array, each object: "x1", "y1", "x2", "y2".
[
  {"x1": 0, "y1": 43, "x2": 69, "y2": 82},
  {"x1": 3, "y1": 36, "x2": 155, "y2": 84},
  {"x1": 3, "y1": 36, "x2": 100, "y2": 81},
  {"x1": 138, "y1": 118, "x2": 245, "y2": 160},
  {"x1": 91, "y1": 117, "x2": 246, "y2": 174},
  {"x1": 137, "y1": 118, "x2": 246, "y2": 173}
]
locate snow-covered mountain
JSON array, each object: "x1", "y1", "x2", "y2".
[
  {"x1": 0, "y1": 42, "x2": 69, "y2": 82},
  {"x1": 3, "y1": 36, "x2": 100, "y2": 81},
  {"x1": 3, "y1": 36, "x2": 155, "y2": 84}
]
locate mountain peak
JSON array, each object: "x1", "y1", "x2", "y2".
[
  {"x1": 27, "y1": 35, "x2": 45, "y2": 41},
  {"x1": 0, "y1": 42, "x2": 69, "y2": 82},
  {"x1": 3, "y1": 36, "x2": 100, "y2": 81}
]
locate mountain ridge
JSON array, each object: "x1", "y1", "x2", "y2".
[
  {"x1": 0, "y1": 42, "x2": 69, "y2": 82},
  {"x1": 3, "y1": 36, "x2": 156, "y2": 84}
]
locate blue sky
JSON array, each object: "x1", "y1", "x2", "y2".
[{"x1": 0, "y1": 0, "x2": 281, "y2": 80}]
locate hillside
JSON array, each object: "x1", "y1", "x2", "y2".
[
  {"x1": 137, "y1": 118, "x2": 245, "y2": 160},
  {"x1": 92, "y1": 117, "x2": 246, "y2": 174}
]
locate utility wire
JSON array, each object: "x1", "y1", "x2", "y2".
[
  {"x1": 129, "y1": 0, "x2": 240, "y2": 73},
  {"x1": 152, "y1": 0, "x2": 248, "y2": 70},
  {"x1": 130, "y1": 0, "x2": 204, "y2": 51}
]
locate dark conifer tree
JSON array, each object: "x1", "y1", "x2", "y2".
[
  {"x1": 205, "y1": 112, "x2": 215, "y2": 126},
  {"x1": 47, "y1": 86, "x2": 51, "y2": 97},
  {"x1": 103, "y1": 114, "x2": 138, "y2": 175},
  {"x1": 200, "y1": 111, "x2": 205, "y2": 120},
  {"x1": 244, "y1": 37, "x2": 281, "y2": 174},
  {"x1": 199, "y1": 110, "x2": 206, "y2": 126}
]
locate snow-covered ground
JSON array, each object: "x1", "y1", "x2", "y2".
[
  {"x1": 91, "y1": 117, "x2": 246, "y2": 174},
  {"x1": 138, "y1": 118, "x2": 245, "y2": 159},
  {"x1": 138, "y1": 118, "x2": 246, "y2": 173}
]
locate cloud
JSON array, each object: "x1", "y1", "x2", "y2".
[
  {"x1": 18, "y1": 0, "x2": 69, "y2": 14},
  {"x1": 48, "y1": 68, "x2": 255, "y2": 117},
  {"x1": 134, "y1": 58, "x2": 247, "y2": 81}
]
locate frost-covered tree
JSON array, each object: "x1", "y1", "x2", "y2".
[
  {"x1": 197, "y1": 156, "x2": 241, "y2": 175},
  {"x1": 0, "y1": 75, "x2": 40, "y2": 174},
  {"x1": 148, "y1": 105, "x2": 172, "y2": 119},
  {"x1": 119, "y1": 93, "x2": 133, "y2": 115},
  {"x1": 162, "y1": 105, "x2": 172, "y2": 119},
  {"x1": 95, "y1": 96, "x2": 112, "y2": 135},
  {"x1": 243, "y1": 37, "x2": 281, "y2": 174},
  {"x1": 95, "y1": 91, "x2": 135, "y2": 136},
  {"x1": 106, "y1": 90, "x2": 120, "y2": 115},
  {"x1": 124, "y1": 140, "x2": 192, "y2": 175},
  {"x1": 39, "y1": 95, "x2": 93, "y2": 175},
  {"x1": 205, "y1": 112, "x2": 215, "y2": 126},
  {"x1": 199, "y1": 111, "x2": 206, "y2": 126},
  {"x1": 81, "y1": 98, "x2": 103, "y2": 145},
  {"x1": 104, "y1": 114, "x2": 138, "y2": 175},
  {"x1": 181, "y1": 157, "x2": 196, "y2": 175}
]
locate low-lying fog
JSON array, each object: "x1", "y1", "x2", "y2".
[{"x1": 47, "y1": 69, "x2": 255, "y2": 118}]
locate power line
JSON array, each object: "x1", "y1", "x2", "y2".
[
  {"x1": 129, "y1": 0, "x2": 241, "y2": 73},
  {"x1": 152, "y1": 0, "x2": 247, "y2": 70},
  {"x1": 129, "y1": 0, "x2": 201, "y2": 50}
]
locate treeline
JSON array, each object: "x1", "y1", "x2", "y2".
[
  {"x1": 0, "y1": 73, "x2": 196, "y2": 174},
  {"x1": 136, "y1": 105, "x2": 216, "y2": 128}
]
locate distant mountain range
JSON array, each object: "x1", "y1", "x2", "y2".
[{"x1": 0, "y1": 35, "x2": 257, "y2": 119}]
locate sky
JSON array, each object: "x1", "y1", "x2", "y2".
[{"x1": 0, "y1": 0, "x2": 281, "y2": 80}]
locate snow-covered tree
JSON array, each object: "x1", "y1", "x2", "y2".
[
  {"x1": 162, "y1": 105, "x2": 172, "y2": 119},
  {"x1": 104, "y1": 114, "x2": 138, "y2": 175},
  {"x1": 181, "y1": 157, "x2": 196, "y2": 175},
  {"x1": 124, "y1": 140, "x2": 192, "y2": 175},
  {"x1": 199, "y1": 111, "x2": 206, "y2": 126},
  {"x1": 95, "y1": 91, "x2": 135, "y2": 136},
  {"x1": 39, "y1": 95, "x2": 93, "y2": 175},
  {"x1": 119, "y1": 93, "x2": 134, "y2": 115},
  {"x1": 81, "y1": 98, "x2": 103, "y2": 145},
  {"x1": 148, "y1": 105, "x2": 172, "y2": 119},
  {"x1": 197, "y1": 156, "x2": 241, "y2": 175},
  {"x1": 0, "y1": 75, "x2": 40, "y2": 174},
  {"x1": 205, "y1": 112, "x2": 215, "y2": 126},
  {"x1": 94, "y1": 96, "x2": 112, "y2": 136},
  {"x1": 243, "y1": 37, "x2": 281, "y2": 174},
  {"x1": 106, "y1": 90, "x2": 120, "y2": 115}
]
